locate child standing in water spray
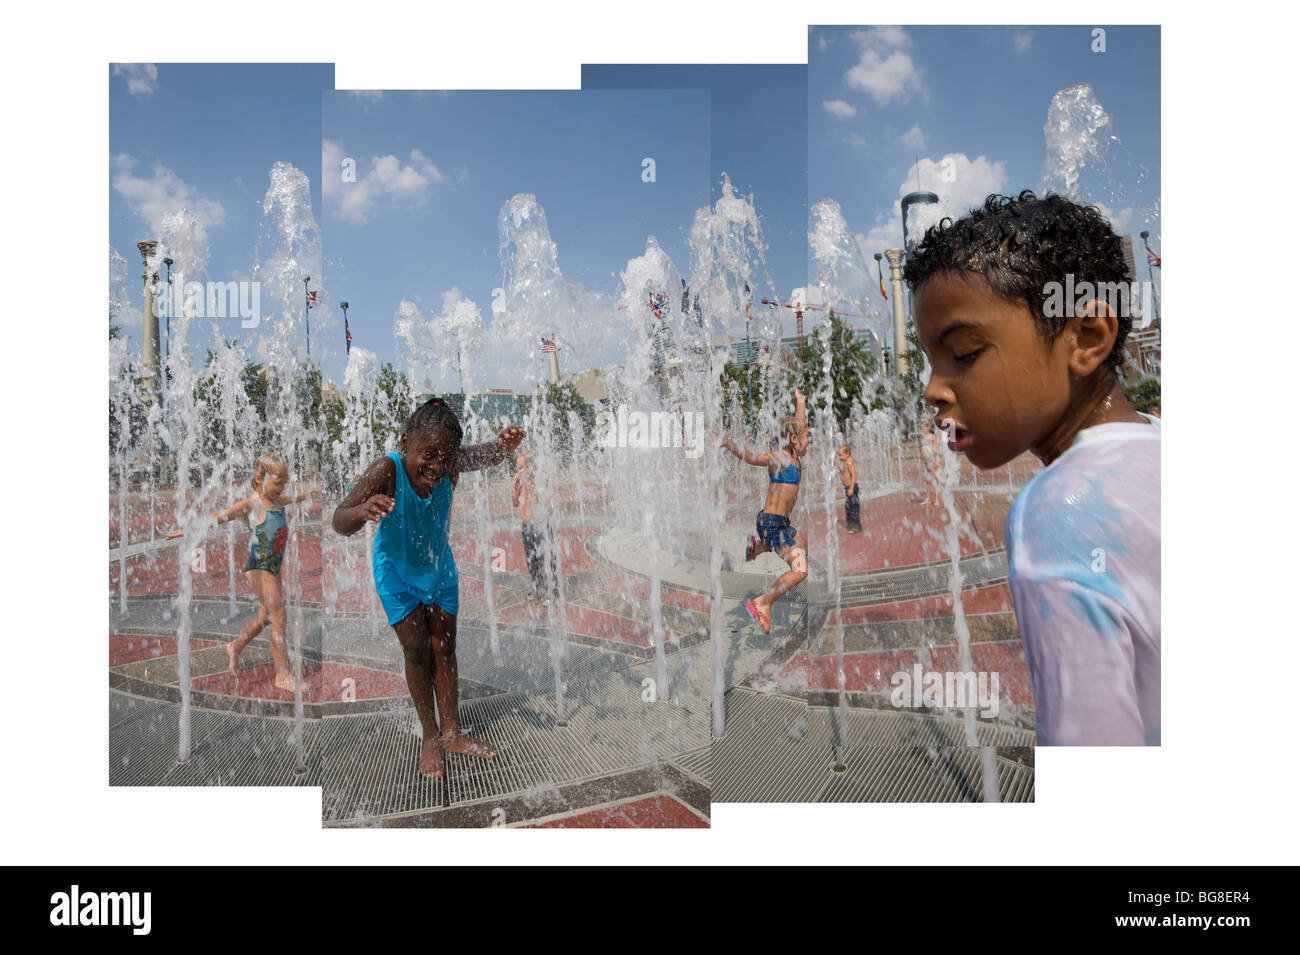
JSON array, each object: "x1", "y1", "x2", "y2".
[
  {"x1": 512, "y1": 451, "x2": 556, "y2": 602},
  {"x1": 167, "y1": 452, "x2": 314, "y2": 691},
  {"x1": 332, "y1": 399, "x2": 525, "y2": 778},
  {"x1": 905, "y1": 191, "x2": 1160, "y2": 746},
  {"x1": 918, "y1": 420, "x2": 941, "y2": 506},
  {"x1": 838, "y1": 444, "x2": 862, "y2": 533},
  {"x1": 715, "y1": 389, "x2": 809, "y2": 635}
]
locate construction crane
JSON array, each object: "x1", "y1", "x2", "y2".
[{"x1": 759, "y1": 297, "x2": 864, "y2": 347}]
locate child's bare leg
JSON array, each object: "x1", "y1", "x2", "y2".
[
  {"x1": 249, "y1": 570, "x2": 295, "y2": 691},
  {"x1": 753, "y1": 533, "x2": 808, "y2": 617},
  {"x1": 227, "y1": 582, "x2": 269, "y2": 675},
  {"x1": 428, "y1": 605, "x2": 495, "y2": 759},
  {"x1": 393, "y1": 607, "x2": 444, "y2": 778}
]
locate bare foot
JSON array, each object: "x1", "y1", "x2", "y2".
[
  {"x1": 225, "y1": 642, "x2": 240, "y2": 676},
  {"x1": 274, "y1": 671, "x2": 299, "y2": 693},
  {"x1": 418, "y1": 737, "x2": 444, "y2": 778},
  {"x1": 442, "y1": 732, "x2": 496, "y2": 760}
]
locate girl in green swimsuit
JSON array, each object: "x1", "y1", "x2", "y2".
[{"x1": 169, "y1": 452, "x2": 314, "y2": 691}]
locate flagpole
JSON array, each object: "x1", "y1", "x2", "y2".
[
  {"x1": 341, "y1": 301, "x2": 350, "y2": 355},
  {"x1": 303, "y1": 276, "x2": 312, "y2": 361}
]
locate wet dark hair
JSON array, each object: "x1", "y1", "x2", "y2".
[
  {"x1": 406, "y1": 398, "x2": 463, "y2": 444},
  {"x1": 903, "y1": 190, "x2": 1131, "y2": 374}
]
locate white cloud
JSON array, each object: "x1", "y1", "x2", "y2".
[
  {"x1": 823, "y1": 99, "x2": 856, "y2": 119},
  {"x1": 113, "y1": 63, "x2": 158, "y2": 97},
  {"x1": 324, "y1": 140, "x2": 447, "y2": 224},
  {"x1": 109, "y1": 246, "x2": 143, "y2": 328},
  {"x1": 111, "y1": 154, "x2": 225, "y2": 243},
  {"x1": 844, "y1": 27, "x2": 927, "y2": 105},
  {"x1": 842, "y1": 133, "x2": 867, "y2": 150},
  {"x1": 1013, "y1": 30, "x2": 1034, "y2": 54},
  {"x1": 854, "y1": 153, "x2": 1008, "y2": 258},
  {"x1": 1094, "y1": 201, "x2": 1135, "y2": 235},
  {"x1": 901, "y1": 123, "x2": 927, "y2": 151}
]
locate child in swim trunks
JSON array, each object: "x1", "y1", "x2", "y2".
[
  {"x1": 512, "y1": 451, "x2": 556, "y2": 601},
  {"x1": 331, "y1": 398, "x2": 525, "y2": 778},
  {"x1": 905, "y1": 190, "x2": 1160, "y2": 746},
  {"x1": 715, "y1": 389, "x2": 809, "y2": 635},
  {"x1": 167, "y1": 451, "x2": 314, "y2": 691},
  {"x1": 838, "y1": 444, "x2": 862, "y2": 533}
]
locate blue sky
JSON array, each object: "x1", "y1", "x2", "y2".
[
  {"x1": 110, "y1": 63, "x2": 333, "y2": 360},
  {"x1": 582, "y1": 64, "x2": 808, "y2": 314},
  {"x1": 322, "y1": 90, "x2": 710, "y2": 388},
  {"x1": 809, "y1": 25, "x2": 1160, "y2": 288},
  {"x1": 108, "y1": 37, "x2": 1160, "y2": 389}
]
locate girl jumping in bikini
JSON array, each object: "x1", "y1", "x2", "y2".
[{"x1": 715, "y1": 388, "x2": 809, "y2": 634}]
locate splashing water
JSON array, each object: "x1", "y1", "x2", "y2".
[
  {"x1": 156, "y1": 205, "x2": 215, "y2": 764},
  {"x1": 1041, "y1": 83, "x2": 1114, "y2": 197},
  {"x1": 254, "y1": 161, "x2": 322, "y2": 773},
  {"x1": 935, "y1": 424, "x2": 1001, "y2": 802},
  {"x1": 685, "y1": 178, "x2": 775, "y2": 736}
]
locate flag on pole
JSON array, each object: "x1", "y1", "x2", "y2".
[
  {"x1": 540, "y1": 337, "x2": 557, "y2": 354},
  {"x1": 1146, "y1": 247, "x2": 1161, "y2": 269},
  {"x1": 306, "y1": 290, "x2": 319, "y2": 309},
  {"x1": 877, "y1": 258, "x2": 888, "y2": 299},
  {"x1": 345, "y1": 315, "x2": 352, "y2": 353}
]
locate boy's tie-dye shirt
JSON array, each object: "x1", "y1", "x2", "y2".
[{"x1": 1006, "y1": 414, "x2": 1160, "y2": 745}]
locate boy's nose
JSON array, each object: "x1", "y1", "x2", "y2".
[{"x1": 923, "y1": 374, "x2": 954, "y2": 411}]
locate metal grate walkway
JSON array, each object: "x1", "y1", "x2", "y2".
[{"x1": 712, "y1": 688, "x2": 1033, "y2": 802}]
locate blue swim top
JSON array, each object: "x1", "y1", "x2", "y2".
[
  {"x1": 769, "y1": 453, "x2": 801, "y2": 485},
  {"x1": 372, "y1": 451, "x2": 455, "y2": 592}
]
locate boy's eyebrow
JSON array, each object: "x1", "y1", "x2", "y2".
[{"x1": 936, "y1": 320, "x2": 981, "y2": 345}]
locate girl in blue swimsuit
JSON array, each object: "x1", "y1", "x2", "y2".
[
  {"x1": 168, "y1": 452, "x2": 314, "y2": 690},
  {"x1": 332, "y1": 399, "x2": 525, "y2": 780},
  {"x1": 715, "y1": 388, "x2": 810, "y2": 635}
]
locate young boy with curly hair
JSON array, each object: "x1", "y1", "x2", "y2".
[{"x1": 904, "y1": 191, "x2": 1160, "y2": 746}]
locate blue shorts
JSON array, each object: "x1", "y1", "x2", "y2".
[
  {"x1": 756, "y1": 510, "x2": 797, "y2": 552},
  {"x1": 374, "y1": 557, "x2": 459, "y2": 626}
]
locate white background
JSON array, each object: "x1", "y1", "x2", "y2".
[{"x1": 1, "y1": 0, "x2": 1293, "y2": 865}]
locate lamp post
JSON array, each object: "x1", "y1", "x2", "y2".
[
  {"x1": 303, "y1": 276, "x2": 312, "y2": 360},
  {"x1": 341, "y1": 301, "x2": 350, "y2": 355},
  {"x1": 162, "y1": 258, "x2": 173, "y2": 367}
]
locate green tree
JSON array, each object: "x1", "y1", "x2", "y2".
[
  {"x1": 373, "y1": 361, "x2": 412, "y2": 453},
  {"x1": 1123, "y1": 377, "x2": 1161, "y2": 414},
  {"x1": 543, "y1": 380, "x2": 595, "y2": 460},
  {"x1": 888, "y1": 328, "x2": 929, "y2": 434},
  {"x1": 718, "y1": 360, "x2": 764, "y2": 432},
  {"x1": 793, "y1": 310, "x2": 887, "y2": 431}
]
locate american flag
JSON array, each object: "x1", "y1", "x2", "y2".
[
  {"x1": 1146, "y1": 247, "x2": 1161, "y2": 269},
  {"x1": 540, "y1": 337, "x2": 557, "y2": 354},
  {"x1": 650, "y1": 293, "x2": 667, "y2": 321},
  {"x1": 306, "y1": 290, "x2": 319, "y2": 309}
]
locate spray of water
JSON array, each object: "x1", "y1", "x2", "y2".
[{"x1": 254, "y1": 161, "x2": 322, "y2": 773}]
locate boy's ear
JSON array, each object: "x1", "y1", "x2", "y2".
[
  {"x1": 399, "y1": 431, "x2": 408, "y2": 453},
  {"x1": 1068, "y1": 298, "x2": 1119, "y2": 378}
]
